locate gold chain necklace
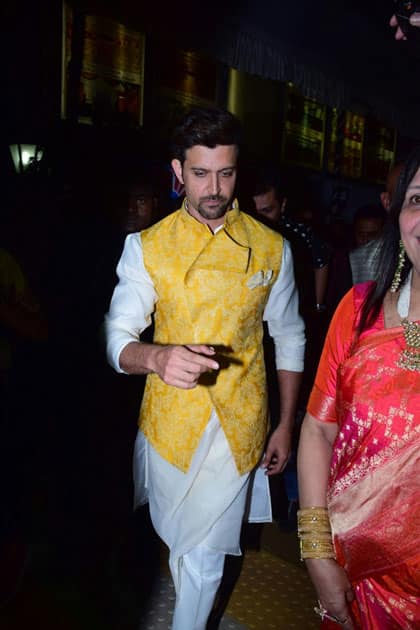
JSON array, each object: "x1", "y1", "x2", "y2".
[{"x1": 397, "y1": 270, "x2": 420, "y2": 372}]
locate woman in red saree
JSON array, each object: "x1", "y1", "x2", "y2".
[{"x1": 297, "y1": 148, "x2": 420, "y2": 630}]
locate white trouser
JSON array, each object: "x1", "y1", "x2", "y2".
[
  {"x1": 133, "y1": 412, "x2": 272, "y2": 628},
  {"x1": 170, "y1": 545, "x2": 225, "y2": 630}
]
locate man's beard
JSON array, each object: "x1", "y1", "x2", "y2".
[{"x1": 196, "y1": 195, "x2": 230, "y2": 220}]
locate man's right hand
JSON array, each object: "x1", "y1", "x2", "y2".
[
  {"x1": 390, "y1": 12, "x2": 420, "y2": 39},
  {"x1": 149, "y1": 344, "x2": 219, "y2": 389}
]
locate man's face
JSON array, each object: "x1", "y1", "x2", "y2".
[
  {"x1": 123, "y1": 189, "x2": 155, "y2": 232},
  {"x1": 354, "y1": 218, "x2": 384, "y2": 247},
  {"x1": 171, "y1": 144, "x2": 237, "y2": 229},
  {"x1": 253, "y1": 188, "x2": 284, "y2": 224}
]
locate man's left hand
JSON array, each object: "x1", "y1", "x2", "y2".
[{"x1": 261, "y1": 424, "x2": 292, "y2": 476}]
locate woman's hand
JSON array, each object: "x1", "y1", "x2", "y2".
[{"x1": 305, "y1": 558, "x2": 355, "y2": 629}]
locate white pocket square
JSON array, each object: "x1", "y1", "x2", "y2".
[{"x1": 247, "y1": 270, "x2": 273, "y2": 289}]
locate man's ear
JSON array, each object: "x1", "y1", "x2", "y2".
[
  {"x1": 171, "y1": 159, "x2": 184, "y2": 185},
  {"x1": 380, "y1": 191, "x2": 390, "y2": 211}
]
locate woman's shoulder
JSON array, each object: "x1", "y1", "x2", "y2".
[
  {"x1": 352, "y1": 281, "x2": 385, "y2": 335},
  {"x1": 332, "y1": 281, "x2": 373, "y2": 318},
  {"x1": 353, "y1": 280, "x2": 375, "y2": 304},
  {"x1": 327, "y1": 282, "x2": 377, "y2": 351}
]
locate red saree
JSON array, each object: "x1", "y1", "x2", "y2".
[{"x1": 308, "y1": 283, "x2": 420, "y2": 629}]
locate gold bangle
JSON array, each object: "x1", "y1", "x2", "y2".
[
  {"x1": 299, "y1": 532, "x2": 332, "y2": 541},
  {"x1": 298, "y1": 507, "x2": 329, "y2": 519},
  {"x1": 299, "y1": 526, "x2": 331, "y2": 536},
  {"x1": 298, "y1": 507, "x2": 331, "y2": 534},
  {"x1": 297, "y1": 507, "x2": 334, "y2": 560},
  {"x1": 298, "y1": 522, "x2": 331, "y2": 534},
  {"x1": 300, "y1": 537, "x2": 335, "y2": 560}
]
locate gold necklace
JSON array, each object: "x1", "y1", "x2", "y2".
[{"x1": 397, "y1": 270, "x2": 420, "y2": 372}]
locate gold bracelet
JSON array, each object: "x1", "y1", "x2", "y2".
[
  {"x1": 300, "y1": 537, "x2": 335, "y2": 560},
  {"x1": 297, "y1": 507, "x2": 331, "y2": 534},
  {"x1": 298, "y1": 508, "x2": 334, "y2": 560},
  {"x1": 298, "y1": 522, "x2": 331, "y2": 534},
  {"x1": 299, "y1": 532, "x2": 332, "y2": 541}
]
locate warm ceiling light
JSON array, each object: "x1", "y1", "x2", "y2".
[{"x1": 9, "y1": 143, "x2": 44, "y2": 174}]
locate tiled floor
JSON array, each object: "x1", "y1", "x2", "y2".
[
  {"x1": 137, "y1": 524, "x2": 319, "y2": 630},
  {"x1": 138, "y1": 574, "x2": 248, "y2": 630},
  {"x1": 222, "y1": 548, "x2": 318, "y2": 629}
]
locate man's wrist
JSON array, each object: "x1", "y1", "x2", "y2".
[
  {"x1": 275, "y1": 420, "x2": 293, "y2": 433},
  {"x1": 141, "y1": 342, "x2": 160, "y2": 373},
  {"x1": 119, "y1": 341, "x2": 156, "y2": 375}
]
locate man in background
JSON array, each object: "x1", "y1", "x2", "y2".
[
  {"x1": 251, "y1": 167, "x2": 329, "y2": 533},
  {"x1": 326, "y1": 161, "x2": 404, "y2": 319},
  {"x1": 252, "y1": 169, "x2": 330, "y2": 316},
  {"x1": 120, "y1": 178, "x2": 159, "y2": 234},
  {"x1": 0, "y1": 240, "x2": 47, "y2": 605},
  {"x1": 349, "y1": 162, "x2": 403, "y2": 284}
]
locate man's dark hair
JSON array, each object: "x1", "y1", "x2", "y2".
[
  {"x1": 353, "y1": 204, "x2": 387, "y2": 225},
  {"x1": 252, "y1": 165, "x2": 284, "y2": 202},
  {"x1": 171, "y1": 107, "x2": 242, "y2": 164}
]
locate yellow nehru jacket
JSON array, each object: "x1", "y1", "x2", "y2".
[{"x1": 139, "y1": 200, "x2": 283, "y2": 475}]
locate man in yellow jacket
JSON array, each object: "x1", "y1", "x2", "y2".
[{"x1": 105, "y1": 107, "x2": 305, "y2": 629}]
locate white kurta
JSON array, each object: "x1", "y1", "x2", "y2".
[
  {"x1": 106, "y1": 228, "x2": 305, "y2": 564},
  {"x1": 133, "y1": 411, "x2": 258, "y2": 561}
]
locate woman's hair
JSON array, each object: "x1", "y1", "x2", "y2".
[
  {"x1": 171, "y1": 107, "x2": 242, "y2": 164},
  {"x1": 357, "y1": 147, "x2": 420, "y2": 334}
]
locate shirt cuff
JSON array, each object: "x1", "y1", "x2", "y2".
[
  {"x1": 105, "y1": 319, "x2": 139, "y2": 374},
  {"x1": 273, "y1": 333, "x2": 305, "y2": 372}
]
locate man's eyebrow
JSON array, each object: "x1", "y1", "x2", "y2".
[
  {"x1": 217, "y1": 166, "x2": 236, "y2": 173},
  {"x1": 189, "y1": 166, "x2": 236, "y2": 172}
]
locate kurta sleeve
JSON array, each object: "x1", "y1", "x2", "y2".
[
  {"x1": 105, "y1": 233, "x2": 157, "y2": 373},
  {"x1": 307, "y1": 288, "x2": 357, "y2": 423},
  {"x1": 263, "y1": 239, "x2": 306, "y2": 372}
]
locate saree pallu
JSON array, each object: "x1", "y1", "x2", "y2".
[{"x1": 308, "y1": 286, "x2": 420, "y2": 629}]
